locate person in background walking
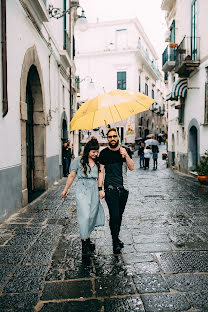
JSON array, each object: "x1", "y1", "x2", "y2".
[
  {"x1": 152, "y1": 144, "x2": 159, "y2": 170},
  {"x1": 98, "y1": 128, "x2": 134, "y2": 254},
  {"x1": 144, "y1": 145, "x2": 152, "y2": 169},
  {"x1": 61, "y1": 138, "x2": 105, "y2": 255},
  {"x1": 138, "y1": 142, "x2": 145, "y2": 168},
  {"x1": 62, "y1": 140, "x2": 72, "y2": 177}
]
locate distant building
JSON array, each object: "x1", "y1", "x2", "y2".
[
  {"x1": 161, "y1": 0, "x2": 208, "y2": 173},
  {"x1": 75, "y1": 18, "x2": 167, "y2": 148}
]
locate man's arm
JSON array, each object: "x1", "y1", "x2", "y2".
[{"x1": 98, "y1": 164, "x2": 105, "y2": 199}]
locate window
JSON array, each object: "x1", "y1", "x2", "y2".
[
  {"x1": 205, "y1": 82, "x2": 208, "y2": 124},
  {"x1": 152, "y1": 89, "x2": 154, "y2": 99},
  {"x1": 139, "y1": 76, "x2": 141, "y2": 92},
  {"x1": 116, "y1": 29, "x2": 127, "y2": 50},
  {"x1": 145, "y1": 83, "x2": 148, "y2": 96},
  {"x1": 117, "y1": 72, "x2": 126, "y2": 90},
  {"x1": 191, "y1": 0, "x2": 198, "y2": 60}
]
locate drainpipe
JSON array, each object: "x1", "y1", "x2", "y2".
[{"x1": 1, "y1": 0, "x2": 8, "y2": 117}]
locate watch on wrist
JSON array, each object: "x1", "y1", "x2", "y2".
[{"x1": 98, "y1": 186, "x2": 102, "y2": 191}]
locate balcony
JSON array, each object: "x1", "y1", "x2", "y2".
[
  {"x1": 175, "y1": 36, "x2": 200, "y2": 77},
  {"x1": 23, "y1": 0, "x2": 50, "y2": 22},
  {"x1": 161, "y1": 0, "x2": 175, "y2": 11},
  {"x1": 138, "y1": 41, "x2": 160, "y2": 79},
  {"x1": 162, "y1": 45, "x2": 176, "y2": 72}
]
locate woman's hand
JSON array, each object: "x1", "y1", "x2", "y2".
[
  {"x1": 61, "y1": 190, "x2": 67, "y2": 198},
  {"x1": 99, "y1": 190, "x2": 105, "y2": 200}
]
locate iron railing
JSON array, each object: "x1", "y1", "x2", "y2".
[
  {"x1": 175, "y1": 36, "x2": 200, "y2": 69},
  {"x1": 42, "y1": 0, "x2": 47, "y2": 5},
  {"x1": 162, "y1": 45, "x2": 175, "y2": 67},
  {"x1": 64, "y1": 31, "x2": 71, "y2": 57},
  {"x1": 138, "y1": 41, "x2": 160, "y2": 78}
]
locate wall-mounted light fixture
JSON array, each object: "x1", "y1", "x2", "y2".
[{"x1": 48, "y1": 3, "x2": 87, "y2": 31}]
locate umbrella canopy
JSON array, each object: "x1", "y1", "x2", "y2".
[
  {"x1": 145, "y1": 139, "x2": 159, "y2": 146},
  {"x1": 70, "y1": 89, "x2": 155, "y2": 130},
  {"x1": 135, "y1": 137, "x2": 143, "y2": 141},
  {"x1": 146, "y1": 133, "x2": 154, "y2": 138}
]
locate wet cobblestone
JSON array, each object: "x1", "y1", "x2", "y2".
[{"x1": 0, "y1": 145, "x2": 208, "y2": 311}]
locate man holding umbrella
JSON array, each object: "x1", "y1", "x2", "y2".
[{"x1": 98, "y1": 128, "x2": 134, "y2": 254}]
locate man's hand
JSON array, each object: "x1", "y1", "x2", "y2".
[
  {"x1": 120, "y1": 147, "x2": 128, "y2": 158},
  {"x1": 99, "y1": 190, "x2": 105, "y2": 199}
]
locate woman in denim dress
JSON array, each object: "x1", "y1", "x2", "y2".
[{"x1": 61, "y1": 138, "x2": 105, "y2": 255}]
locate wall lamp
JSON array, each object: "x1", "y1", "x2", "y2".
[{"x1": 48, "y1": 3, "x2": 87, "y2": 31}]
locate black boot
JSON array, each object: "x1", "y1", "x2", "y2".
[
  {"x1": 110, "y1": 223, "x2": 121, "y2": 254},
  {"x1": 113, "y1": 239, "x2": 121, "y2": 254},
  {"x1": 82, "y1": 240, "x2": 89, "y2": 255},
  {"x1": 118, "y1": 238, "x2": 124, "y2": 248},
  {"x1": 86, "y1": 238, "x2": 95, "y2": 252}
]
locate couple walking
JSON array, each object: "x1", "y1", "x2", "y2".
[{"x1": 61, "y1": 128, "x2": 134, "y2": 255}]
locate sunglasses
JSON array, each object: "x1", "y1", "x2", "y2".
[{"x1": 107, "y1": 135, "x2": 118, "y2": 139}]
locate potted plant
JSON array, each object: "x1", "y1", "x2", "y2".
[{"x1": 197, "y1": 150, "x2": 208, "y2": 184}]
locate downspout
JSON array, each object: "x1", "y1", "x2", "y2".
[{"x1": 1, "y1": 0, "x2": 8, "y2": 117}]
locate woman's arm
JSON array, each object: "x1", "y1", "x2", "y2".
[
  {"x1": 61, "y1": 171, "x2": 77, "y2": 198},
  {"x1": 98, "y1": 164, "x2": 105, "y2": 199}
]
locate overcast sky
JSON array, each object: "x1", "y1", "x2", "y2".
[{"x1": 79, "y1": 0, "x2": 167, "y2": 63}]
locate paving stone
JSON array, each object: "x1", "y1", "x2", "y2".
[
  {"x1": 186, "y1": 291, "x2": 208, "y2": 309},
  {"x1": 64, "y1": 259, "x2": 95, "y2": 280},
  {"x1": 93, "y1": 255, "x2": 127, "y2": 277},
  {"x1": 134, "y1": 262, "x2": 160, "y2": 274},
  {"x1": 165, "y1": 274, "x2": 208, "y2": 292},
  {"x1": 141, "y1": 293, "x2": 191, "y2": 311},
  {"x1": 122, "y1": 253, "x2": 154, "y2": 264},
  {"x1": 39, "y1": 299, "x2": 103, "y2": 312},
  {"x1": 133, "y1": 274, "x2": 169, "y2": 294},
  {"x1": 41, "y1": 280, "x2": 93, "y2": 300},
  {"x1": 156, "y1": 251, "x2": 208, "y2": 273},
  {"x1": 3, "y1": 276, "x2": 44, "y2": 293},
  {"x1": 0, "y1": 253, "x2": 23, "y2": 265},
  {"x1": 12, "y1": 265, "x2": 48, "y2": 278},
  {"x1": 104, "y1": 296, "x2": 145, "y2": 312},
  {"x1": 134, "y1": 243, "x2": 172, "y2": 253},
  {"x1": 0, "y1": 265, "x2": 16, "y2": 289},
  {"x1": 133, "y1": 234, "x2": 169, "y2": 244},
  {"x1": 95, "y1": 276, "x2": 135, "y2": 297},
  {"x1": 0, "y1": 293, "x2": 39, "y2": 310}
]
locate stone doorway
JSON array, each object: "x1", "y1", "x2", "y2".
[
  {"x1": 189, "y1": 125, "x2": 198, "y2": 170},
  {"x1": 20, "y1": 47, "x2": 47, "y2": 206}
]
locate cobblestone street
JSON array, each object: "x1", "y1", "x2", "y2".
[{"x1": 0, "y1": 146, "x2": 208, "y2": 312}]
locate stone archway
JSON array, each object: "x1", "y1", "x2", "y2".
[
  {"x1": 188, "y1": 119, "x2": 200, "y2": 171},
  {"x1": 20, "y1": 46, "x2": 47, "y2": 206},
  {"x1": 60, "y1": 111, "x2": 68, "y2": 177},
  {"x1": 171, "y1": 133, "x2": 175, "y2": 166}
]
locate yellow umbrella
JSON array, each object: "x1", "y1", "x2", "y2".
[{"x1": 70, "y1": 89, "x2": 155, "y2": 131}]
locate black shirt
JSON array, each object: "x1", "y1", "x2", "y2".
[{"x1": 99, "y1": 147, "x2": 132, "y2": 188}]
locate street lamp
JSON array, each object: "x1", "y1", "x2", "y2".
[{"x1": 48, "y1": 3, "x2": 87, "y2": 31}]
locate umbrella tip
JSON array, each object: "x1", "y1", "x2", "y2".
[{"x1": 104, "y1": 120, "x2": 107, "y2": 127}]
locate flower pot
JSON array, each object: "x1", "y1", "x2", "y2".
[{"x1": 197, "y1": 175, "x2": 208, "y2": 184}]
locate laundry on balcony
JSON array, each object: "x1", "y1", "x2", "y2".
[{"x1": 166, "y1": 78, "x2": 187, "y2": 100}]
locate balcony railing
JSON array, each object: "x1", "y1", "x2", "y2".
[
  {"x1": 42, "y1": 0, "x2": 47, "y2": 5},
  {"x1": 138, "y1": 41, "x2": 160, "y2": 78},
  {"x1": 64, "y1": 31, "x2": 71, "y2": 57},
  {"x1": 175, "y1": 36, "x2": 200, "y2": 77},
  {"x1": 162, "y1": 45, "x2": 175, "y2": 67}
]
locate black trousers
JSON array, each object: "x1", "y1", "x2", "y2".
[{"x1": 105, "y1": 188, "x2": 129, "y2": 241}]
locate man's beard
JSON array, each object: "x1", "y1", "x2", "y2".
[{"x1": 109, "y1": 141, "x2": 119, "y2": 148}]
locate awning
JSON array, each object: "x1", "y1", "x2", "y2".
[{"x1": 166, "y1": 78, "x2": 188, "y2": 100}]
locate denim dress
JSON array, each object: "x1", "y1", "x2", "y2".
[{"x1": 71, "y1": 157, "x2": 105, "y2": 239}]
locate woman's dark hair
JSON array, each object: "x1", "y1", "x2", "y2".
[{"x1": 81, "y1": 137, "x2": 99, "y2": 176}]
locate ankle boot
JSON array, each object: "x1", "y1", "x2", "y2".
[
  {"x1": 113, "y1": 239, "x2": 121, "y2": 254},
  {"x1": 81, "y1": 240, "x2": 89, "y2": 255},
  {"x1": 118, "y1": 238, "x2": 124, "y2": 248},
  {"x1": 86, "y1": 238, "x2": 95, "y2": 252}
]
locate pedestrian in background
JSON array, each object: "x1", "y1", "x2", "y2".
[
  {"x1": 62, "y1": 140, "x2": 72, "y2": 177},
  {"x1": 98, "y1": 128, "x2": 134, "y2": 254},
  {"x1": 144, "y1": 145, "x2": 152, "y2": 169},
  {"x1": 152, "y1": 144, "x2": 159, "y2": 170},
  {"x1": 61, "y1": 137, "x2": 105, "y2": 255},
  {"x1": 138, "y1": 142, "x2": 145, "y2": 168}
]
